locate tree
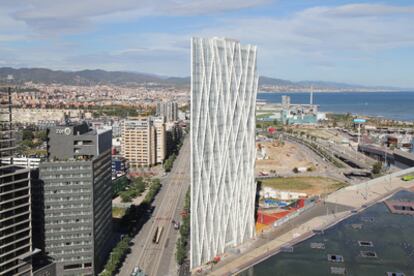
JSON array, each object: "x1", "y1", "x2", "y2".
[
  {"x1": 176, "y1": 238, "x2": 187, "y2": 265},
  {"x1": 34, "y1": 130, "x2": 48, "y2": 141},
  {"x1": 372, "y1": 161, "x2": 382, "y2": 175},
  {"x1": 22, "y1": 129, "x2": 34, "y2": 141}
]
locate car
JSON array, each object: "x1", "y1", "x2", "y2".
[{"x1": 131, "y1": 267, "x2": 141, "y2": 276}]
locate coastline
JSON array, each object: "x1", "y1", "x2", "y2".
[
  {"x1": 257, "y1": 91, "x2": 414, "y2": 122},
  {"x1": 259, "y1": 90, "x2": 414, "y2": 93}
]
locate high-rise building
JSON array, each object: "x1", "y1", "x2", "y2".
[
  {"x1": 121, "y1": 117, "x2": 166, "y2": 168},
  {"x1": 36, "y1": 122, "x2": 112, "y2": 276},
  {"x1": 0, "y1": 89, "x2": 33, "y2": 275},
  {"x1": 156, "y1": 101, "x2": 179, "y2": 122},
  {"x1": 190, "y1": 37, "x2": 258, "y2": 268},
  {"x1": 151, "y1": 116, "x2": 166, "y2": 164}
]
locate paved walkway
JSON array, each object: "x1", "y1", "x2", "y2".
[{"x1": 112, "y1": 189, "x2": 149, "y2": 207}]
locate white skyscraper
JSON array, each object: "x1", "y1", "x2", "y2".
[{"x1": 190, "y1": 37, "x2": 258, "y2": 268}]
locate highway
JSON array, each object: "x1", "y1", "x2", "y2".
[{"x1": 118, "y1": 137, "x2": 190, "y2": 276}]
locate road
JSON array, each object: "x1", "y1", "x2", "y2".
[{"x1": 118, "y1": 137, "x2": 190, "y2": 276}]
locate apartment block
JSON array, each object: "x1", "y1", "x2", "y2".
[
  {"x1": 36, "y1": 122, "x2": 112, "y2": 276},
  {"x1": 121, "y1": 117, "x2": 166, "y2": 168},
  {"x1": 151, "y1": 116, "x2": 166, "y2": 164}
]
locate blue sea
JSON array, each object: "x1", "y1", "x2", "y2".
[{"x1": 257, "y1": 91, "x2": 414, "y2": 121}]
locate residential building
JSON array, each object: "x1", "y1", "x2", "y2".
[
  {"x1": 156, "y1": 101, "x2": 178, "y2": 122},
  {"x1": 190, "y1": 37, "x2": 258, "y2": 268},
  {"x1": 122, "y1": 118, "x2": 156, "y2": 168},
  {"x1": 0, "y1": 89, "x2": 33, "y2": 275},
  {"x1": 35, "y1": 122, "x2": 112, "y2": 276},
  {"x1": 151, "y1": 116, "x2": 166, "y2": 164},
  {"x1": 121, "y1": 117, "x2": 166, "y2": 168}
]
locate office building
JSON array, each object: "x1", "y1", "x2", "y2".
[
  {"x1": 36, "y1": 122, "x2": 112, "y2": 275},
  {"x1": 156, "y1": 101, "x2": 179, "y2": 122},
  {"x1": 0, "y1": 89, "x2": 33, "y2": 275},
  {"x1": 190, "y1": 37, "x2": 258, "y2": 268},
  {"x1": 121, "y1": 117, "x2": 166, "y2": 168}
]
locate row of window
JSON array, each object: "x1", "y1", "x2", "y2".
[
  {"x1": 45, "y1": 204, "x2": 91, "y2": 209},
  {"x1": 44, "y1": 181, "x2": 91, "y2": 187},
  {"x1": 46, "y1": 226, "x2": 92, "y2": 233},
  {"x1": 42, "y1": 166, "x2": 90, "y2": 171},
  {"x1": 46, "y1": 188, "x2": 91, "y2": 195},
  {"x1": 46, "y1": 196, "x2": 91, "y2": 202},
  {"x1": 47, "y1": 218, "x2": 91, "y2": 225},
  {"x1": 45, "y1": 233, "x2": 92, "y2": 241},
  {"x1": 53, "y1": 255, "x2": 92, "y2": 262},
  {"x1": 42, "y1": 174, "x2": 92, "y2": 179},
  {"x1": 47, "y1": 241, "x2": 92, "y2": 248},
  {"x1": 45, "y1": 212, "x2": 91, "y2": 218}
]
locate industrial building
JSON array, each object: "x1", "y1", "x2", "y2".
[
  {"x1": 257, "y1": 95, "x2": 325, "y2": 125},
  {"x1": 190, "y1": 37, "x2": 258, "y2": 268},
  {"x1": 0, "y1": 89, "x2": 33, "y2": 275},
  {"x1": 35, "y1": 122, "x2": 113, "y2": 276},
  {"x1": 121, "y1": 117, "x2": 166, "y2": 168}
]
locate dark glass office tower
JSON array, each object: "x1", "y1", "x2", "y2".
[{"x1": 0, "y1": 89, "x2": 33, "y2": 275}]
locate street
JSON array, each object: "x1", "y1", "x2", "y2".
[{"x1": 118, "y1": 137, "x2": 190, "y2": 276}]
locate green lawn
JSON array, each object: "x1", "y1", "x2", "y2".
[
  {"x1": 112, "y1": 207, "x2": 126, "y2": 218},
  {"x1": 257, "y1": 113, "x2": 274, "y2": 119},
  {"x1": 259, "y1": 176, "x2": 347, "y2": 195}
]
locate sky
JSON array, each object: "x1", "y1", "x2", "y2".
[{"x1": 0, "y1": 0, "x2": 414, "y2": 87}]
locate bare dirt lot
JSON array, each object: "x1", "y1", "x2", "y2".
[{"x1": 256, "y1": 140, "x2": 320, "y2": 176}]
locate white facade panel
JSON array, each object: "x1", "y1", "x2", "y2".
[{"x1": 190, "y1": 37, "x2": 258, "y2": 268}]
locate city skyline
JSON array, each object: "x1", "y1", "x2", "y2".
[{"x1": 0, "y1": 0, "x2": 413, "y2": 87}]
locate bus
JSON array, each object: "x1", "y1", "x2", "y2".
[{"x1": 152, "y1": 226, "x2": 164, "y2": 244}]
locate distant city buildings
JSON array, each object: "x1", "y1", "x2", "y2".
[
  {"x1": 0, "y1": 89, "x2": 34, "y2": 275},
  {"x1": 190, "y1": 37, "x2": 258, "y2": 268},
  {"x1": 35, "y1": 122, "x2": 113, "y2": 275},
  {"x1": 121, "y1": 117, "x2": 166, "y2": 168},
  {"x1": 12, "y1": 83, "x2": 189, "y2": 111},
  {"x1": 156, "y1": 101, "x2": 179, "y2": 122},
  {"x1": 257, "y1": 95, "x2": 325, "y2": 125}
]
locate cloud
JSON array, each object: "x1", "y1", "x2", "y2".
[
  {"x1": 3, "y1": 0, "x2": 269, "y2": 35},
  {"x1": 0, "y1": 2, "x2": 413, "y2": 86},
  {"x1": 189, "y1": 2, "x2": 414, "y2": 70}
]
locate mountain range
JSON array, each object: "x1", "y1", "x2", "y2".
[{"x1": 0, "y1": 67, "x2": 407, "y2": 91}]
